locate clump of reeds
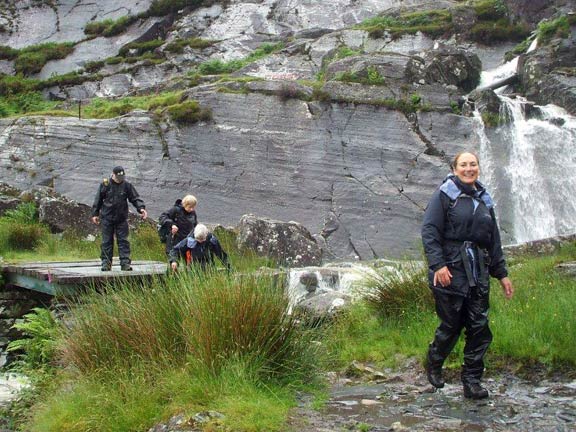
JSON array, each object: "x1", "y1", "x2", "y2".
[
  {"x1": 361, "y1": 262, "x2": 434, "y2": 317},
  {"x1": 59, "y1": 268, "x2": 317, "y2": 382}
]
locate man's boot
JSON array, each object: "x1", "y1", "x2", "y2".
[
  {"x1": 426, "y1": 363, "x2": 445, "y2": 388},
  {"x1": 101, "y1": 262, "x2": 112, "y2": 271},
  {"x1": 463, "y1": 382, "x2": 489, "y2": 399}
]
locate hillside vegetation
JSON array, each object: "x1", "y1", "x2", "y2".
[{"x1": 0, "y1": 0, "x2": 536, "y2": 119}]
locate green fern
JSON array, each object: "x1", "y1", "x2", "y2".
[{"x1": 7, "y1": 307, "x2": 60, "y2": 368}]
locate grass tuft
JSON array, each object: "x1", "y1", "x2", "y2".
[
  {"x1": 537, "y1": 15, "x2": 576, "y2": 45},
  {"x1": 362, "y1": 263, "x2": 434, "y2": 318},
  {"x1": 166, "y1": 100, "x2": 212, "y2": 124}
]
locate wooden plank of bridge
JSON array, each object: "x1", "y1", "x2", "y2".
[{"x1": 1, "y1": 260, "x2": 168, "y2": 296}]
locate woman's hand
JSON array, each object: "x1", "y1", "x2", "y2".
[
  {"x1": 171, "y1": 225, "x2": 178, "y2": 235},
  {"x1": 499, "y1": 277, "x2": 514, "y2": 299},
  {"x1": 171, "y1": 262, "x2": 178, "y2": 271},
  {"x1": 433, "y1": 266, "x2": 452, "y2": 287}
]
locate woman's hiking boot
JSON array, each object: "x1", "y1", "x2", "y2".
[
  {"x1": 463, "y1": 382, "x2": 489, "y2": 399},
  {"x1": 426, "y1": 364, "x2": 445, "y2": 389}
]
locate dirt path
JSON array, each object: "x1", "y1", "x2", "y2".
[{"x1": 287, "y1": 360, "x2": 576, "y2": 431}]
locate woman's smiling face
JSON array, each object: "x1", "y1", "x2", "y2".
[{"x1": 453, "y1": 152, "x2": 479, "y2": 185}]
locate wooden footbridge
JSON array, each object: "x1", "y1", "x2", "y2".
[{"x1": 1, "y1": 260, "x2": 168, "y2": 296}]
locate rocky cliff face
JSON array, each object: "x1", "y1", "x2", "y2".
[
  {"x1": 0, "y1": 93, "x2": 479, "y2": 260},
  {"x1": 0, "y1": 0, "x2": 573, "y2": 260}
]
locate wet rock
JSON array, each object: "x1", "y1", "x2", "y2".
[
  {"x1": 147, "y1": 413, "x2": 193, "y2": 431},
  {"x1": 244, "y1": 80, "x2": 314, "y2": 100},
  {"x1": 517, "y1": 24, "x2": 576, "y2": 116},
  {"x1": 0, "y1": 60, "x2": 14, "y2": 76},
  {"x1": 299, "y1": 273, "x2": 319, "y2": 293},
  {"x1": 0, "y1": 183, "x2": 20, "y2": 198},
  {"x1": 0, "y1": 374, "x2": 30, "y2": 409},
  {"x1": 295, "y1": 291, "x2": 351, "y2": 324},
  {"x1": 289, "y1": 368, "x2": 576, "y2": 431},
  {"x1": 0, "y1": 89, "x2": 460, "y2": 260},
  {"x1": 467, "y1": 88, "x2": 502, "y2": 115},
  {"x1": 345, "y1": 360, "x2": 386, "y2": 381},
  {"x1": 37, "y1": 16, "x2": 169, "y2": 79}
]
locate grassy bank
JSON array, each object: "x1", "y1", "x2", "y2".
[
  {"x1": 324, "y1": 246, "x2": 576, "y2": 374},
  {"x1": 21, "y1": 270, "x2": 319, "y2": 432}
]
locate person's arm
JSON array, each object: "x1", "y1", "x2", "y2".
[
  {"x1": 127, "y1": 183, "x2": 147, "y2": 218},
  {"x1": 91, "y1": 183, "x2": 104, "y2": 224},
  {"x1": 487, "y1": 208, "x2": 508, "y2": 280},
  {"x1": 422, "y1": 189, "x2": 453, "y2": 287},
  {"x1": 209, "y1": 235, "x2": 231, "y2": 271},
  {"x1": 422, "y1": 189, "x2": 448, "y2": 272},
  {"x1": 169, "y1": 238, "x2": 188, "y2": 270},
  {"x1": 487, "y1": 208, "x2": 514, "y2": 299},
  {"x1": 159, "y1": 207, "x2": 177, "y2": 234}
]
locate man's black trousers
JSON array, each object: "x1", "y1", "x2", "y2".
[{"x1": 100, "y1": 219, "x2": 131, "y2": 266}]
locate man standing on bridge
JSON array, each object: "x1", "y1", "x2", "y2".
[{"x1": 91, "y1": 166, "x2": 147, "y2": 271}]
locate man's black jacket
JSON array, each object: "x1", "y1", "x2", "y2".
[{"x1": 91, "y1": 178, "x2": 145, "y2": 222}]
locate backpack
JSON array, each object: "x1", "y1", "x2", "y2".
[{"x1": 157, "y1": 223, "x2": 170, "y2": 243}]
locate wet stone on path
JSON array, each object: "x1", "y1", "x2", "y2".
[{"x1": 288, "y1": 363, "x2": 576, "y2": 431}]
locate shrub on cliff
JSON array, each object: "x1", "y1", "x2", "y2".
[
  {"x1": 469, "y1": 0, "x2": 530, "y2": 44},
  {"x1": 0, "y1": 75, "x2": 39, "y2": 97},
  {"x1": 0, "y1": 45, "x2": 18, "y2": 60},
  {"x1": 357, "y1": 9, "x2": 453, "y2": 39},
  {"x1": 12, "y1": 42, "x2": 75, "y2": 76},
  {"x1": 537, "y1": 15, "x2": 576, "y2": 45},
  {"x1": 144, "y1": 0, "x2": 205, "y2": 17},
  {"x1": 165, "y1": 37, "x2": 215, "y2": 53},
  {"x1": 84, "y1": 16, "x2": 138, "y2": 37},
  {"x1": 167, "y1": 100, "x2": 212, "y2": 124}
]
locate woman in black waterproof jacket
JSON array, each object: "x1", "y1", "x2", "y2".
[
  {"x1": 158, "y1": 195, "x2": 198, "y2": 256},
  {"x1": 421, "y1": 151, "x2": 514, "y2": 400}
]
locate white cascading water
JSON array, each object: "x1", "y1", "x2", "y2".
[
  {"x1": 473, "y1": 39, "x2": 576, "y2": 243},
  {"x1": 499, "y1": 99, "x2": 576, "y2": 242}
]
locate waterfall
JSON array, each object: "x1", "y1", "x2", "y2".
[
  {"x1": 473, "y1": 48, "x2": 576, "y2": 244},
  {"x1": 499, "y1": 99, "x2": 576, "y2": 242}
]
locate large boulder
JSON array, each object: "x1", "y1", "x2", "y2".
[
  {"x1": 504, "y1": 0, "x2": 574, "y2": 27},
  {"x1": 38, "y1": 197, "x2": 98, "y2": 236},
  {"x1": 464, "y1": 88, "x2": 502, "y2": 117},
  {"x1": 407, "y1": 44, "x2": 482, "y2": 92},
  {"x1": 38, "y1": 194, "x2": 152, "y2": 236},
  {"x1": 237, "y1": 214, "x2": 322, "y2": 267}
]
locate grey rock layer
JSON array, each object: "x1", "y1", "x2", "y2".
[{"x1": 0, "y1": 92, "x2": 469, "y2": 260}]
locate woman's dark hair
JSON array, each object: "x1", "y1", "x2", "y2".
[{"x1": 452, "y1": 151, "x2": 480, "y2": 170}]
